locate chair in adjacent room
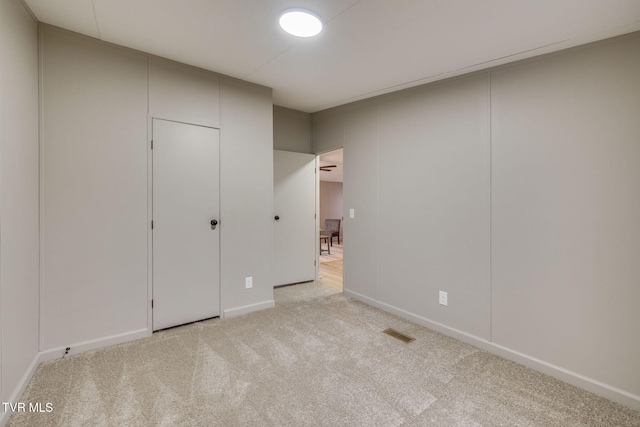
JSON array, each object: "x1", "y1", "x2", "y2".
[{"x1": 323, "y1": 219, "x2": 341, "y2": 246}]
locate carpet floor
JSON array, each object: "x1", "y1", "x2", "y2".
[{"x1": 7, "y1": 282, "x2": 640, "y2": 426}]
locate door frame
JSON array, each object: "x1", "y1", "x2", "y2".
[
  {"x1": 147, "y1": 116, "x2": 222, "y2": 334},
  {"x1": 315, "y1": 147, "x2": 344, "y2": 285},
  {"x1": 315, "y1": 155, "x2": 321, "y2": 280}
]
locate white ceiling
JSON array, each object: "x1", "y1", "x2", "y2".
[{"x1": 23, "y1": 0, "x2": 640, "y2": 113}]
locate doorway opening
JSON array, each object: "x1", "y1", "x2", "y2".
[{"x1": 318, "y1": 148, "x2": 343, "y2": 292}]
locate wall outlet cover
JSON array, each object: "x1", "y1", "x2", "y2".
[
  {"x1": 439, "y1": 291, "x2": 448, "y2": 306},
  {"x1": 245, "y1": 276, "x2": 253, "y2": 289}
]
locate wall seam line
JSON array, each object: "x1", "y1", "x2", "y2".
[
  {"x1": 488, "y1": 71, "x2": 493, "y2": 343},
  {"x1": 38, "y1": 24, "x2": 45, "y2": 353}
]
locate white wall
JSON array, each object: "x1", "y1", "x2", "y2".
[
  {"x1": 39, "y1": 26, "x2": 274, "y2": 354},
  {"x1": 0, "y1": 0, "x2": 40, "y2": 420},
  {"x1": 313, "y1": 33, "x2": 640, "y2": 410}
]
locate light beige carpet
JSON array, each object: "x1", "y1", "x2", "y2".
[{"x1": 8, "y1": 282, "x2": 640, "y2": 426}]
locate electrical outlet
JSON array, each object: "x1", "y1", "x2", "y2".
[
  {"x1": 349, "y1": 208, "x2": 355, "y2": 219},
  {"x1": 245, "y1": 276, "x2": 253, "y2": 289},
  {"x1": 439, "y1": 291, "x2": 448, "y2": 306}
]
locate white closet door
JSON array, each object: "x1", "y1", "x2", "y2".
[{"x1": 153, "y1": 119, "x2": 220, "y2": 330}]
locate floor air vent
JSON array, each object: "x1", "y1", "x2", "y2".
[{"x1": 383, "y1": 328, "x2": 415, "y2": 343}]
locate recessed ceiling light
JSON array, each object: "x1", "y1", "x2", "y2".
[{"x1": 279, "y1": 8, "x2": 323, "y2": 38}]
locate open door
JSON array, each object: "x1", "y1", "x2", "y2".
[{"x1": 273, "y1": 150, "x2": 316, "y2": 286}]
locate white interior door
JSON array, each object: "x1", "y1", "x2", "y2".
[
  {"x1": 153, "y1": 119, "x2": 220, "y2": 331},
  {"x1": 274, "y1": 150, "x2": 317, "y2": 286}
]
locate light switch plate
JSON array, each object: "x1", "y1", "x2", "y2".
[{"x1": 349, "y1": 208, "x2": 355, "y2": 219}]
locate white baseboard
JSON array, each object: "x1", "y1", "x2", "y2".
[
  {"x1": 37, "y1": 328, "x2": 150, "y2": 364},
  {"x1": 344, "y1": 289, "x2": 640, "y2": 412},
  {"x1": 0, "y1": 328, "x2": 150, "y2": 427},
  {"x1": 223, "y1": 300, "x2": 275, "y2": 318}
]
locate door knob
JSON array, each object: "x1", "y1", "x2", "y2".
[
  {"x1": 210, "y1": 219, "x2": 218, "y2": 230},
  {"x1": 274, "y1": 215, "x2": 280, "y2": 221}
]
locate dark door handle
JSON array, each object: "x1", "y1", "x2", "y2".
[
  {"x1": 211, "y1": 219, "x2": 218, "y2": 226},
  {"x1": 274, "y1": 215, "x2": 280, "y2": 221}
]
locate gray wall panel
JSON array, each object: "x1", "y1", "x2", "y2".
[
  {"x1": 39, "y1": 27, "x2": 275, "y2": 354},
  {"x1": 312, "y1": 107, "x2": 344, "y2": 154},
  {"x1": 491, "y1": 35, "x2": 640, "y2": 396},
  {"x1": 0, "y1": 0, "x2": 39, "y2": 405},
  {"x1": 220, "y1": 78, "x2": 274, "y2": 314},
  {"x1": 40, "y1": 27, "x2": 149, "y2": 350},
  {"x1": 342, "y1": 102, "x2": 378, "y2": 298},
  {"x1": 273, "y1": 105, "x2": 311, "y2": 153},
  {"x1": 376, "y1": 75, "x2": 491, "y2": 339},
  {"x1": 149, "y1": 57, "x2": 220, "y2": 128},
  {"x1": 313, "y1": 33, "x2": 640, "y2": 407}
]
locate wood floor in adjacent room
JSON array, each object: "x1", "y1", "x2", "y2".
[
  {"x1": 319, "y1": 242, "x2": 343, "y2": 292},
  {"x1": 318, "y1": 260, "x2": 342, "y2": 292}
]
